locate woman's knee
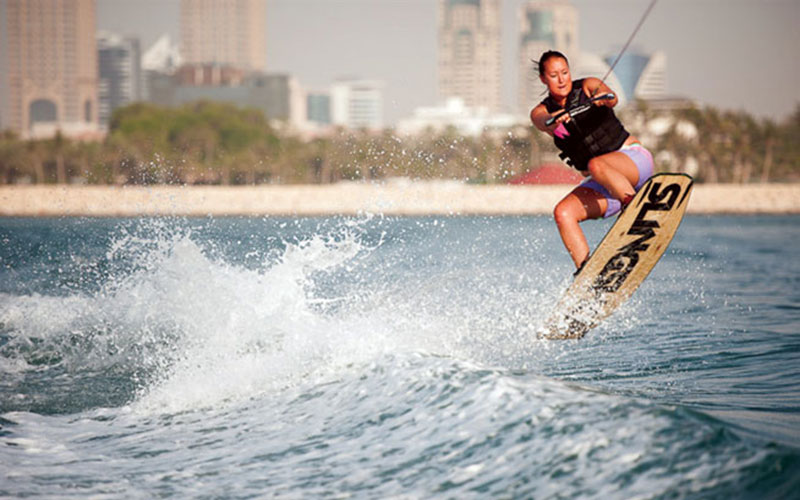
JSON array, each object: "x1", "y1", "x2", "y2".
[{"x1": 553, "y1": 200, "x2": 578, "y2": 225}]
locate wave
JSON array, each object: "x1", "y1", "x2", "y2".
[
  {"x1": 0, "y1": 217, "x2": 560, "y2": 414},
  {"x1": 0, "y1": 218, "x2": 369, "y2": 412},
  {"x1": 2, "y1": 353, "x2": 797, "y2": 498},
  {"x1": 2, "y1": 216, "x2": 799, "y2": 497}
]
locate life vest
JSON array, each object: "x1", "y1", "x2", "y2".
[{"x1": 541, "y1": 79, "x2": 629, "y2": 171}]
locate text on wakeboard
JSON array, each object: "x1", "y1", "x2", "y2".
[{"x1": 593, "y1": 181, "x2": 685, "y2": 293}]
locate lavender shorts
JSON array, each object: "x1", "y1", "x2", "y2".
[{"x1": 580, "y1": 143, "x2": 655, "y2": 218}]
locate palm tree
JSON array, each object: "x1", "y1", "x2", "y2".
[
  {"x1": 0, "y1": 131, "x2": 24, "y2": 183},
  {"x1": 760, "y1": 119, "x2": 777, "y2": 183},
  {"x1": 50, "y1": 131, "x2": 68, "y2": 183},
  {"x1": 25, "y1": 140, "x2": 48, "y2": 184}
]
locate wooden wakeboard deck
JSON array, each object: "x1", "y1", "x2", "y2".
[{"x1": 541, "y1": 173, "x2": 694, "y2": 339}]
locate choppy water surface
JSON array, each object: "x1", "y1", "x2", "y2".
[{"x1": 1, "y1": 215, "x2": 798, "y2": 498}]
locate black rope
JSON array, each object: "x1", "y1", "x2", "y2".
[{"x1": 593, "y1": 0, "x2": 660, "y2": 97}]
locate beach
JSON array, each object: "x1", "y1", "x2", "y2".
[{"x1": 1, "y1": 181, "x2": 799, "y2": 217}]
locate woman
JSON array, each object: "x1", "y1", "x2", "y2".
[{"x1": 530, "y1": 50, "x2": 654, "y2": 274}]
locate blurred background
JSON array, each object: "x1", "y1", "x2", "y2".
[{"x1": 0, "y1": 0, "x2": 797, "y2": 185}]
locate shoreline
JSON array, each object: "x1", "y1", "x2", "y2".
[{"x1": 2, "y1": 182, "x2": 799, "y2": 217}]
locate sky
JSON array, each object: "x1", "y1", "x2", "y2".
[{"x1": 97, "y1": 0, "x2": 800, "y2": 125}]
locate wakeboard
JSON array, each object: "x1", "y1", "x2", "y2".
[{"x1": 540, "y1": 173, "x2": 694, "y2": 339}]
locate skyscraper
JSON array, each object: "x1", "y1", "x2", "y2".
[
  {"x1": 518, "y1": 0, "x2": 578, "y2": 115},
  {"x1": 331, "y1": 79, "x2": 384, "y2": 130},
  {"x1": 180, "y1": 0, "x2": 267, "y2": 72},
  {"x1": 0, "y1": 0, "x2": 99, "y2": 138},
  {"x1": 438, "y1": 0, "x2": 502, "y2": 113},
  {"x1": 97, "y1": 33, "x2": 143, "y2": 127},
  {"x1": 605, "y1": 50, "x2": 667, "y2": 101},
  {"x1": 307, "y1": 92, "x2": 332, "y2": 127}
]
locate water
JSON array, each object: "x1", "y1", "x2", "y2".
[{"x1": 1, "y1": 214, "x2": 798, "y2": 498}]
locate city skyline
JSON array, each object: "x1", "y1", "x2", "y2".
[
  {"x1": 98, "y1": 0, "x2": 800, "y2": 123},
  {"x1": 66, "y1": 0, "x2": 800, "y2": 126}
]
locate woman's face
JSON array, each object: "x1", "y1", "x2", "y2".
[{"x1": 540, "y1": 57, "x2": 572, "y2": 99}]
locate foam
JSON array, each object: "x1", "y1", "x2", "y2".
[{"x1": 2, "y1": 217, "x2": 570, "y2": 415}]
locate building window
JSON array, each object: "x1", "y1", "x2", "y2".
[
  {"x1": 84, "y1": 100, "x2": 92, "y2": 122},
  {"x1": 29, "y1": 99, "x2": 58, "y2": 125}
]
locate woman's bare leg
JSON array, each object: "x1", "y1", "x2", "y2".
[
  {"x1": 553, "y1": 187, "x2": 607, "y2": 268},
  {"x1": 586, "y1": 151, "x2": 640, "y2": 202}
]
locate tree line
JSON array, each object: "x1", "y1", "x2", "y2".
[{"x1": 0, "y1": 100, "x2": 797, "y2": 185}]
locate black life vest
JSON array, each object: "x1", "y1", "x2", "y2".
[{"x1": 541, "y1": 79, "x2": 629, "y2": 171}]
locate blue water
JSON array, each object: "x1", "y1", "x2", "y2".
[{"x1": 1, "y1": 215, "x2": 798, "y2": 498}]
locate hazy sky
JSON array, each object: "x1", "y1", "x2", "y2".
[{"x1": 97, "y1": 0, "x2": 800, "y2": 124}]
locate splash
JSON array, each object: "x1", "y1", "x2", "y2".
[
  {"x1": 132, "y1": 226, "x2": 384, "y2": 413},
  {"x1": 1, "y1": 216, "x2": 576, "y2": 415},
  {"x1": 0, "y1": 218, "x2": 378, "y2": 412}
]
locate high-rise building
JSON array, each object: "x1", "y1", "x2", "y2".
[
  {"x1": 330, "y1": 80, "x2": 383, "y2": 130},
  {"x1": 98, "y1": 33, "x2": 143, "y2": 128},
  {"x1": 571, "y1": 52, "x2": 627, "y2": 107},
  {"x1": 0, "y1": 0, "x2": 99, "y2": 138},
  {"x1": 307, "y1": 92, "x2": 331, "y2": 126},
  {"x1": 0, "y1": 1, "x2": 7, "y2": 132},
  {"x1": 180, "y1": 0, "x2": 267, "y2": 72},
  {"x1": 605, "y1": 50, "x2": 667, "y2": 101},
  {"x1": 438, "y1": 0, "x2": 502, "y2": 113},
  {"x1": 518, "y1": 0, "x2": 578, "y2": 115}
]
